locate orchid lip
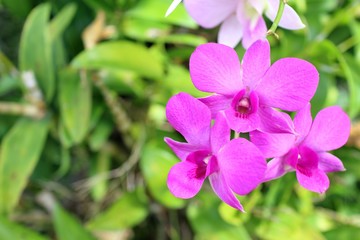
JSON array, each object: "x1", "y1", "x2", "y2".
[{"x1": 231, "y1": 89, "x2": 259, "y2": 118}]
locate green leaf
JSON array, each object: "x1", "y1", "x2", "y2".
[
  {"x1": 90, "y1": 150, "x2": 111, "y2": 202},
  {"x1": 48, "y1": 3, "x2": 77, "y2": 43},
  {"x1": 0, "y1": 51, "x2": 16, "y2": 77},
  {"x1": 187, "y1": 191, "x2": 251, "y2": 240},
  {"x1": 1, "y1": 0, "x2": 31, "y2": 18},
  {"x1": 140, "y1": 145, "x2": 185, "y2": 209},
  {"x1": 0, "y1": 216, "x2": 48, "y2": 240},
  {"x1": 87, "y1": 189, "x2": 149, "y2": 230},
  {"x1": 0, "y1": 117, "x2": 49, "y2": 214},
  {"x1": 53, "y1": 203, "x2": 97, "y2": 240},
  {"x1": 71, "y1": 41, "x2": 164, "y2": 79},
  {"x1": 59, "y1": 69, "x2": 92, "y2": 144},
  {"x1": 19, "y1": 3, "x2": 55, "y2": 102},
  {"x1": 127, "y1": 0, "x2": 196, "y2": 29}
]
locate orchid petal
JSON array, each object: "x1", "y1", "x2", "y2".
[
  {"x1": 218, "y1": 14, "x2": 243, "y2": 48},
  {"x1": 165, "y1": 0, "x2": 182, "y2": 17},
  {"x1": 166, "y1": 93, "x2": 211, "y2": 147},
  {"x1": 256, "y1": 58, "x2": 319, "y2": 111},
  {"x1": 318, "y1": 152, "x2": 345, "y2": 173},
  {"x1": 303, "y1": 106, "x2": 351, "y2": 152},
  {"x1": 263, "y1": 157, "x2": 287, "y2": 182},
  {"x1": 297, "y1": 146, "x2": 318, "y2": 172},
  {"x1": 165, "y1": 138, "x2": 202, "y2": 161},
  {"x1": 242, "y1": 39, "x2": 270, "y2": 89},
  {"x1": 224, "y1": 107, "x2": 261, "y2": 132},
  {"x1": 250, "y1": 131, "x2": 295, "y2": 158},
  {"x1": 199, "y1": 94, "x2": 232, "y2": 119},
  {"x1": 190, "y1": 43, "x2": 243, "y2": 95},
  {"x1": 184, "y1": 0, "x2": 237, "y2": 28},
  {"x1": 257, "y1": 106, "x2": 294, "y2": 134},
  {"x1": 167, "y1": 161, "x2": 205, "y2": 198},
  {"x1": 266, "y1": 0, "x2": 305, "y2": 30},
  {"x1": 241, "y1": 16, "x2": 267, "y2": 49},
  {"x1": 209, "y1": 172, "x2": 244, "y2": 211},
  {"x1": 296, "y1": 169, "x2": 329, "y2": 193},
  {"x1": 249, "y1": 0, "x2": 267, "y2": 14},
  {"x1": 293, "y1": 103, "x2": 312, "y2": 140},
  {"x1": 211, "y1": 112, "x2": 230, "y2": 154},
  {"x1": 217, "y1": 138, "x2": 266, "y2": 195}
]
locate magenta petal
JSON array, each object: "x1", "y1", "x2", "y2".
[
  {"x1": 257, "y1": 106, "x2": 294, "y2": 134},
  {"x1": 293, "y1": 103, "x2": 312, "y2": 140},
  {"x1": 241, "y1": 16, "x2": 267, "y2": 49},
  {"x1": 256, "y1": 58, "x2": 319, "y2": 111},
  {"x1": 167, "y1": 161, "x2": 205, "y2": 198},
  {"x1": 211, "y1": 112, "x2": 230, "y2": 154},
  {"x1": 303, "y1": 106, "x2": 351, "y2": 152},
  {"x1": 217, "y1": 138, "x2": 266, "y2": 195},
  {"x1": 250, "y1": 131, "x2": 295, "y2": 158},
  {"x1": 296, "y1": 169, "x2": 329, "y2": 193},
  {"x1": 166, "y1": 93, "x2": 211, "y2": 147},
  {"x1": 190, "y1": 43, "x2": 243, "y2": 95},
  {"x1": 263, "y1": 157, "x2": 287, "y2": 182},
  {"x1": 218, "y1": 14, "x2": 243, "y2": 48},
  {"x1": 209, "y1": 172, "x2": 244, "y2": 211},
  {"x1": 241, "y1": 39, "x2": 270, "y2": 89},
  {"x1": 165, "y1": 138, "x2": 202, "y2": 161},
  {"x1": 284, "y1": 147, "x2": 299, "y2": 169},
  {"x1": 184, "y1": 0, "x2": 237, "y2": 28},
  {"x1": 225, "y1": 107, "x2": 261, "y2": 132},
  {"x1": 318, "y1": 152, "x2": 345, "y2": 173},
  {"x1": 199, "y1": 94, "x2": 232, "y2": 119},
  {"x1": 266, "y1": 0, "x2": 305, "y2": 30}
]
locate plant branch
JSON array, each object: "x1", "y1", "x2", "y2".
[{"x1": 267, "y1": 0, "x2": 287, "y2": 39}]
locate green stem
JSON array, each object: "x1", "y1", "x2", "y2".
[{"x1": 267, "y1": 0, "x2": 287, "y2": 39}]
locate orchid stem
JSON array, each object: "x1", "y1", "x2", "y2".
[{"x1": 267, "y1": 0, "x2": 287, "y2": 39}]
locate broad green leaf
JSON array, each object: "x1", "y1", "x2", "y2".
[
  {"x1": 187, "y1": 191, "x2": 251, "y2": 240},
  {"x1": 72, "y1": 41, "x2": 164, "y2": 79},
  {"x1": 48, "y1": 3, "x2": 77, "y2": 43},
  {"x1": 53, "y1": 203, "x2": 96, "y2": 240},
  {"x1": 140, "y1": 145, "x2": 185, "y2": 209},
  {"x1": 0, "y1": 216, "x2": 48, "y2": 240},
  {"x1": 59, "y1": 69, "x2": 92, "y2": 144},
  {"x1": 127, "y1": 0, "x2": 196, "y2": 29},
  {"x1": 256, "y1": 207, "x2": 325, "y2": 240},
  {"x1": 0, "y1": 117, "x2": 49, "y2": 214},
  {"x1": 88, "y1": 119, "x2": 113, "y2": 151},
  {"x1": 19, "y1": 3, "x2": 55, "y2": 102},
  {"x1": 0, "y1": 51, "x2": 16, "y2": 77},
  {"x1": 87, "y1": 189, "x2": 148, "y2": 230},
  {"x1": 1, "y1": 0, "x2": 31, "y2": 18}
]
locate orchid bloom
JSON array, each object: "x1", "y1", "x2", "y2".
[
  {"x1": 165, "y1": 92, "x2": 266, "y2": 211},
  {"x1": 190, "y1": 39, "x2": 319, "y2": 133},
  {"x1": 250, "y1": 103, "x2": 351, "y2": 193},
  {"x1": 166, "y1": 0, "x2": 305, "y2": 48}
]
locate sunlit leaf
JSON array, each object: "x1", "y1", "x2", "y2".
[
  {"x1": 59, "y1": 69, "x2": 92, "y2": 144},
  {"x1": 0, "y1": 216, "x2": 48, "y2": 240},
  {"x1": 0, "y1": 117, "x2": 49, "y2": 214},
  {"x1": 87, "y1": 189, "x2": 149, "y2": 230},
  {"x1": 71, "y1": 41, "x2": 164, "y2": 79},
  {"x1": 53, "y1": 203, "x2": 97, "y2": 240},
  {"x1": 140, "y1": 145, "x2": 185, "y2": 209},
  {"x1": 19, "y1": 3, "x2": 55, "y2": 101}
]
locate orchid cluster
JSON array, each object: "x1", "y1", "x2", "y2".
[
  {"x1": 166, "y1": 0, "x2": 304, "y2": 48},
  {"x1": 164, "y1": 1, "x2": 351, "y2": 211}
]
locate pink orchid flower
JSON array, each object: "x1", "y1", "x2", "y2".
[
  {"x1": 190, "y1": 39, "x2": 319, "y2": 133},
  {"x1": 166, "y1": 0, "x2": 305, "y2": 48},
  {"x1": 250, "y1": 103, "x2": 351, "y2": 193},
  {"x1": 165, "y1": 92, "x2": 266, "y2": 211}
]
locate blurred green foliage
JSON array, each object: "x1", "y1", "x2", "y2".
[{"x1": 0, "y1": 0, "x2": 359, "y2": 239}]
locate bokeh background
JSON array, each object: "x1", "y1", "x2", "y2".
[{"x1": 0, "y1": 0, "x2": 359, "y2": 239}]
